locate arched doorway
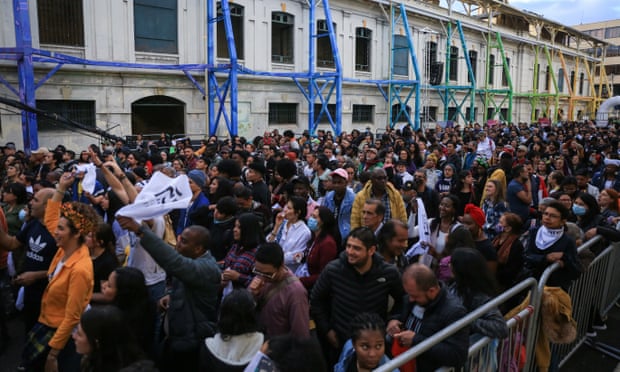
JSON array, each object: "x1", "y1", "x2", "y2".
[{"x1": 131, "y1": 95, "x2": 185, "y2": 135}]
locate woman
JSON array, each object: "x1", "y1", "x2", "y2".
[
  {"x1": 598, "y1": 188, "x2": 620, "y2": 221},
  {"x1": 19, "y1": 173, "x2": 99, "y2": 371},
  {"x1": 435, "y1": 163, "x2": 456, "y2": 196},
  {"x1": 449, "y1": 247, "x2": 508, "y2": 339},
  {"x1": 427, "y1": 194, "x2": 462, "y2": 259},
  {"x1": 4, "y1": 161, "x2": 23, "y2": 186},
  {"x1": 200, "y1": 289, "x2": 264, "y2": 371},
  {"x1": 297, "y1": 207, "x2": 340, "y2": 291},
  {"x1": 172, "y1": 157, "x2": 186, "y2": 174},
  {"x1": 556, "y1": 192, "x2": 577, "y2": 222},
  {"x1": 267, "y1": 196, "x2": 311, "y2": 273},
  {"x1": 100, "y1": 267, "x2": 154, "y2": 354},
  {"x1": 222, "y1": 213, "x2": 265, "y2": 288},
  {"x1": 492, "y1": 212, "x2": 524, "y2": 291},
  {"x1": 87, "y1": 223, "x2": 119, "y2": 303},
  {"x1": 208, "y1": 176, "x2": 234, "y2": 210},
  {"x1": 398, "y1": 149, "x2": 417, "y2": 174},
  {"x1": 573, "y1": 192, "x2": 620, "y2": 243},
  {"x1": 73, "y1": 305, "x2": 145, "y2": 372},
  {"x1": 334, "y1": 313, "x2": 395, "y2": 372},
  {"x1": 452, "y1": 170, "x2": 478, "y2": 217},
  {"x1": 547, "y1": 170, "x2": 564, "y2": 195},
  {"x1": 160, "y1": 151, "x2": 172, "y2": 168},
  {"x1": 481, "y1": 179, "x2": 508, "y2": 240},
  {"x1": 522, "y1": 200, "x2": 581, "y2": 290}
]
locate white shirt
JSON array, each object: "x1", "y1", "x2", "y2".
[
  {"x1": 477, "y1": 137, "x2": 496, "y2": 160},
  {"x1": 127, "y1": 215, "x2": 166, "y2": 286},
  {"x1": 272, "y1": 219, "x2": 311, "y2": 273}
]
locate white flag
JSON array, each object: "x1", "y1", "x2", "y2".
[
  {"x1": 115, "y1": 172, "x2": 192, "y2": 222},
  {"x1": 417, "y1": 198, "x2": 431, "y2": 244},
  {"x1": 75, "y1": 163, "x2": 97, "y2": 195}
]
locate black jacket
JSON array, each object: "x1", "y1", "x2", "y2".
[
  {"x1": 395, "y1": 285, "x2": 469, "y2": 372},
  {"x1": 310, "y1": 252, "x2": 404, "y2": 345},
  {"x1": 524, "y1": 228, "x2": 581, "y2": 289}
]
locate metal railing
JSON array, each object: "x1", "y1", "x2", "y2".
[
  {"x1": 374, "y1": 235, "x2": 620, "y2": 372},
  {"x1": 375, "y1": 277, "x2": 539, "y2": 372}
]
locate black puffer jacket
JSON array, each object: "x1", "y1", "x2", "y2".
[
  {"x1": 394, "y1": 285, "x2": 469, "y2": 372},
  {"x1": 310, "y1": 252, "x2": 404, "y2": 345}
]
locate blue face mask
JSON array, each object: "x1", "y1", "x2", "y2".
[
  {"x1": 18, "y1": 208, "x2": 27, "y2": 222},
  {"x1": 572, "y1": 204, "x2": 586, "y2": 216},
  {"x1": 307, "y1": 217, "x2": 320, "y2": 232}
]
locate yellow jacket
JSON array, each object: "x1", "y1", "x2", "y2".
[
  {"x1": 350, "y1": 181, "x2": 407, "y2": 230},
  {"x1": 39, "y1": 199, "x2": 94, "y2": 350}
]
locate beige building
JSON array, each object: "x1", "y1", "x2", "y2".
[{"x1": 574, "y1": 19, "x2": 620, "y2": 97}]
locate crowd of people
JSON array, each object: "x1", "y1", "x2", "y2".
[{"x1": 0, "y1": 119, "x2": 619, "y2": 372}]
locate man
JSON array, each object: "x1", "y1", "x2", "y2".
[
  {"x1": 413, "y1": 170, "x2": 440, "y2": 219},
  {"x1": 377, "y1": 219, "x2": 410, "y2": 272},
  {"x1": 322, "y1": 168, "x2": 355, "y2": 240},
  {"x1": 350, "y1": 168, "x2": 407, "y2": 229},
  {"x1": 234, "y1": 185, "x2": 272, "y2": 234},
  {"x1": 360, "y1": 199, "x2": 386, "y2": 235},
  {"x1": 395, "y1": 160, "x2": 414, "y2": 187},
  {"x1": 303, "y1": 152, "x2": 316, "y2": 179},
  {"x1": 117, "y1": 217, "x2": 220, "y2": 372},
  {"x1": 387, "y1": 264, "x2": 469, "y2": 372},
  {"x1": 245, "y1": 161, "x2": 271, "y2": 207},
  {"x1": 311, "y1": 227, "x2": 404, "y2": 364},
  {"x1": 0, "y1": 188, "x2": 58, "y2": 331},
  {"x1": 176, "y1": 170, "x2": 210, "y2": 235},
  {"x1": 506, "y1": 165, "x2": 532, "y2": 224},
  {"x1": 592, "y1": 158, "x2": 620, "y2": 192},
  {"x1": 476, "y1": 131, "x2": 495, "y2": 160},
  {"x1": 445, "y1": 141, "x2": 462, "y2": 172},
  {"x1": 183, "y1": 147, "x2": 198, "y2": 170},
  {"x1": 250, "y1": 242, "x2": 309, "y2": 338},
  {"x1": 526, "y1": 160, "x2": 548, "y2": 207},
  {"x1": 575, "y1": 168, "x2": 600, "y2": 199}
]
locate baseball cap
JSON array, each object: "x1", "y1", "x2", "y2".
[{"x1": 330, "y1": 168, "x2": 348, "y2": 181}]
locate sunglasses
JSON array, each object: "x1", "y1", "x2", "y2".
[{"x1": 252, "y1": 267, "x2": 277, "y2": 280}]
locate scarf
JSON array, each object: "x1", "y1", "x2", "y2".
[
  {"x1": 535, "y1": 225, "x2": 564, "y2": 250},
  {"x1": 493, "y1": 234, "x2": 518, "y2": 264}
]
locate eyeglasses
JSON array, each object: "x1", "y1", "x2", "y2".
[{"x1": 252, "y1": 267, "x2": 277, "y2": 280}]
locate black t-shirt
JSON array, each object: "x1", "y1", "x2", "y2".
[
  {"x1": 475, "y1": 238, "x2": 498, "y2": 262},
  {"x1": 16, "y1": 219, "x2": 58, "y2": 304},
  {"x1": 92, "y1": 250, "x2": 119, "y2": 293}
]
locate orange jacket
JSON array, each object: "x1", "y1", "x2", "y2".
[{"x1": 39, "y1": 199, "x2": 93, "y2": 350}]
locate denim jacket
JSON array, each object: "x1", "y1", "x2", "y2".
[{"x1": 322, "y1": 188, "x2": 356, "y2": 240}]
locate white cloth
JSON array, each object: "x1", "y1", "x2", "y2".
[
  {"x1": 75, "y1": 163, "x2": 97, "y2": 195},
  {"x1": 127, "y1": 215, "x2": 166, "y2": 286},
  {"x1": 116, "y1": 172, "x2": 192, "y2": 223},
  {"x1": 205, "y1": 332, "x2": 264, "y2": 366},
  {"x1": 535, "y1": 226, "x2": 564, "y2": 250},
  {"x1": 476, "y1": 138, "x2": 496, "y2": 160},
  {"x1": 417, "y1": 198, "x2": 431, "y2": 245}
]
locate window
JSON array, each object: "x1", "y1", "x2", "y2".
[
  {"x1": 313, "y1": 103, "x2": 337, "y2": 123},
  {"x1": 268, "y1": 103, "x2": 297, "y2": 124},
  {"x1": 352, "y1": 105, "x2": 374, "y2": 123},
  {"x1": 502, "y1": 57, "x2": 510, "y2": 86},
  {"x1": 449, "y1": 46, "x2": 458, "y2": 81},
  {"x1": 535, "y1": 63, "x2": 540, "y2": 90},
  {"x1": 355, "y1": 28, "x2": 372, "y2": 72},
  {"x1": 37, "y1": 0, "x2": 84, "y2": 46},
  {"x1": 317, "y1": 20, "x2": 336, "y2": 68},
  {"x1": 272, "y1": 12, "x2": 294, "y2": 63},
  {"x1": 465, "y1": 107, "x2": 478, "y2": 122},
  {"x1": 36, "y1": 100, "x2": 96, "y2": 131},
  {"x1": 545, "y1": 66, "x2": 551, "y2": 91},
  {"x1": 558, "y1": 68, "x2": 564, "y2": 92},
  {"x1": 579, "y1": 73, "x2": 585, "y2": 95},
  {"x1": 422, "y1": 106, "x2": 437, "y2": 122},
  {"x1": 500, "y1": 108, "x2": 509, "y2": 121},
  {"x1": 605, "y1": 26, "x2": 620, "y2": 39},
  {"x1": 447, "y1": 107, "x2": 458, "y2": 121},
  {"x1": 488, "y1": 54, "x2": 495, "y2": 84},
  {"x1": 217, "y1": 3, "x2": 244, "y2": 59},
  {"x1": 487, "y1": 107, "x2": 495, "y2": 120},
  {"x1": 134, "y1": 0, "x2": 177, "y2": 53},
  {"x1": 468, "y1": 50, "x2": 477, "y2": 83},
  {"x1": 393, "y1": 35, "x2": 409, "y2": 76},
  {"x1": 391, "y1": 104, "x2": 411, "y2": 123},
  {"x1": 425, "y1": 41, "x2": 437, "y2": 75},
  {"x1": 570, "y1": 71, "x2": 575, "y2": 91}
]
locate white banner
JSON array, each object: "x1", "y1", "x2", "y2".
[
  {"x1": 115, "y1": 172, "x2": 192, "y2": 222},
  {"x1": 417, "y1": 197, "x2": 431, "y2": 244}
]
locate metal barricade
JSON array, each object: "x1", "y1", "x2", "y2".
[
  {"x1": 374, "y1": 278, "x2": 539, "y2": 372},
  {"x1": 601, "y1": 243, "x2": 620, "y2": 315}
]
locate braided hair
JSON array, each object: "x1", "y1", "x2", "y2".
[{"x1": 349, "y1": 312, "x2": 386, "y2": 341}]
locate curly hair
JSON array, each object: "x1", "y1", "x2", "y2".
[{"x1": 60, "y1": 201, "x2": 101, "y2": 244}]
